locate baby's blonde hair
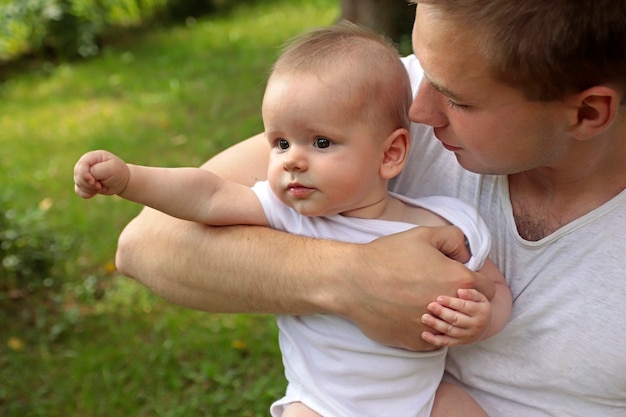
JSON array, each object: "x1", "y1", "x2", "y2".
[{"x1": 271, "y1": 21, "x2": 412, "y2": 132}]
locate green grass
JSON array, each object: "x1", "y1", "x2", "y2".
[
  {"x1": 0, "y1": 1, "x2": 339, "y2": 415},
  {"x1": 3, "y1": 303, "x2": 284, "y2": 416}
]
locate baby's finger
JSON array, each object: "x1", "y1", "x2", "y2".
[
  {"x1": 74, "y1": 183, "x2": 96, "y2": 199},
  {"x1": 426, "y1": 301, "x2": 468, "y2": 326},
  {"x1": 422, "y1": 310, "x2": 471, "y2": 333},
  {"x1": 433, "y1": 295, "x2": 485, "y2": 317},
  {"x1": 431, "y1": 296, "x2": 475, "y2": 315},
  {"x1": 457, "y1": 288, "x2": 487, "y2": 302},
  {"x1": 79, "y1": 169, "x2": 98, "y2": 186},
  {"x1": 421, "y1": 330, "x2": 461, "y2": 347}
]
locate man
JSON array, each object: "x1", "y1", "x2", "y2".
[{"x1": 116, "y1": 0, "x2": 626, "y2": 415}]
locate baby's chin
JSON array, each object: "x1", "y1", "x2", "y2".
[{"x1": 288, "y1": 202, "x2": 337, "y2": 218}]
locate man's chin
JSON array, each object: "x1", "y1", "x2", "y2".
[{"x1": 454, "y1": 155, "x2": 504, "y2": 176}]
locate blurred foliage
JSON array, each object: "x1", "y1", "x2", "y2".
[
  {"x1": 0, "y1": 196, "x2": 74, "y2": 295},
  {"x1": 0, "y1": 195, "x2": 76, "y2": 328},
  {"x1": 0, "y1": 0, "x2": 240, "y2": 62}
]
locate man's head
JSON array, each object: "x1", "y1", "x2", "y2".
[
  {"x1": 410, "y1": 0, "x2": 626, "y2": 103},
  {"x1": 408, "y1": 0, "x2": 625, "y2": 175}
]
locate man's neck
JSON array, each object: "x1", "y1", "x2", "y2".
[{"x1": 508, "y1": 129, "x2": 626, "y2": 241}]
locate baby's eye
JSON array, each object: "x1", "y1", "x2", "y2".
[
  {"x1": 314, "y1": 137, "x2": 331, "y2": 149},
  {"x1": 277, "y1": 139, "x2": 290, "y2": 150}
]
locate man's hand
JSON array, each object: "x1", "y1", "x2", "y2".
[{"x1": 333, "y1": 226, "x2": 490, "y2": 351}]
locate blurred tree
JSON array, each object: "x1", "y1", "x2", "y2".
[{"x1": 339, "y1": 0, "x2": 414, "y2": 45}]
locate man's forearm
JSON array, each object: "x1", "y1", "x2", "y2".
[{"x1": 115, "y1": 207, "x2": 350, "y2": 315}]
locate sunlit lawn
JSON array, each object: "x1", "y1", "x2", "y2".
[{"x1": 0, "y1": 1, "x2": 339, "y2": 415}]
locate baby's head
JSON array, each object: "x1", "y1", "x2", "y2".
[
  {"x1": 267, "y1": 21, "x2": 412, "y2": 137},
  {"x1": 262, "y1": 23, "x2": 413, "y2": 218}
]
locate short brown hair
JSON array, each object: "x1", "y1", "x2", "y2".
[{"x1": 412, "y1": 0, "x2": 626, "y2": 102}]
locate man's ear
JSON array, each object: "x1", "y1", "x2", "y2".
[
  {"x1": 566, "y1": 86, "x2": 622, "y2": 140},
  {"x1": 380, "y1": 128, "x2": 410, "y2": 179}
]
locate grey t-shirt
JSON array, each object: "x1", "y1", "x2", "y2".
[{"x1": 394, "y1": 55, "x2": 626, "y2": 417}]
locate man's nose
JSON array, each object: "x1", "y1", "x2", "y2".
[{"x1": 409, "y1": 80, "x2": 448, "y2": 127}]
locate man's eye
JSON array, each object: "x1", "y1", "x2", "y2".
[
  {"x1": 277, "y1": 139, "x2": 289, "y2": 150},
  {"x1": 447, "y1": 100, "x2": 470, "y2": 110},
  {"x1": 314, "y1": 137, "x2": 331, "y2": 149}
]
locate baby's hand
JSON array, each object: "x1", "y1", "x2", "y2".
[
  {"x1": 420, "y1": 288, "x2": 491, "y2": 347},
  {"x1": 74, "y1": 150, "x2": 130, "y2": 199}
]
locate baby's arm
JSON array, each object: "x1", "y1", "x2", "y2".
[
  {"x1": 281, "y1": 402, "x2": 323, "y2": 417},
  {"x1": 74, "y1": 150, "x2": 269, "y2": 227},
  {"x1": 420, "y1": 259, "x2": 512, "y2": 347}
]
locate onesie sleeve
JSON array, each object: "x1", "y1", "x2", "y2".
[
  {"x1": 395, "y1": 194, "x2": 491, "y2": 272},
  {"x1": 250, "y1": 180, "x2": 299, "y2": 231}
]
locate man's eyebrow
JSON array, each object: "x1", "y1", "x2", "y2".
[{"x1": 424, "y1": 73, "x2": 465, "y2": 102}]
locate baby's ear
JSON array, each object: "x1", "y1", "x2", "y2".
[{"x1": 380, "y1": 128, "x2": 410, "y2": 179}]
